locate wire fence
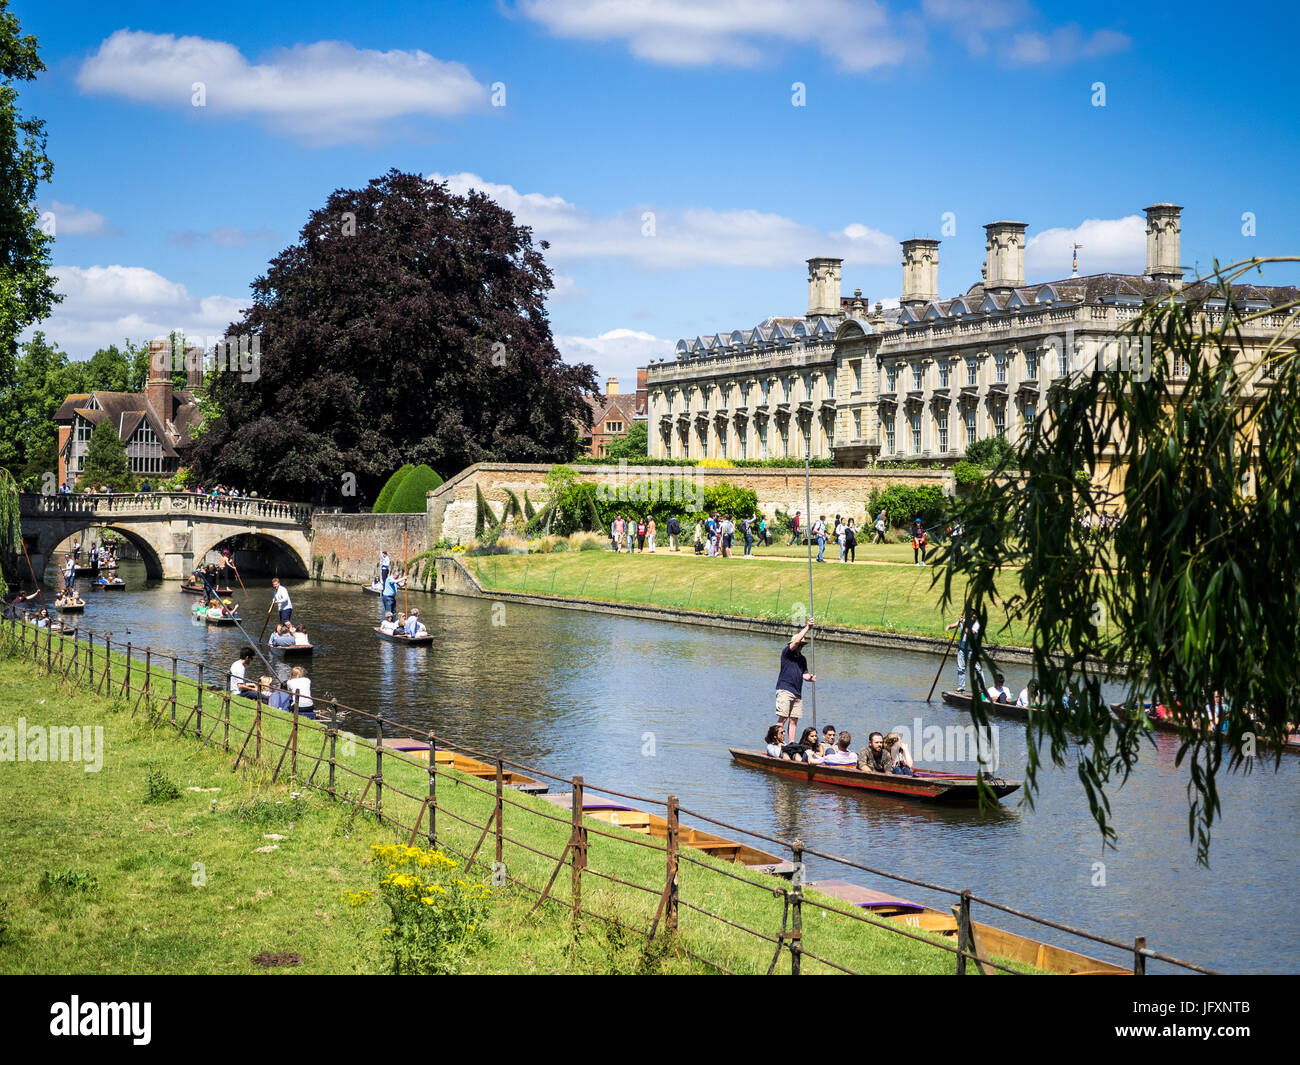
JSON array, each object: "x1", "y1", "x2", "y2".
[{"x1": 1, "y1": 615, "x2": 1217, "y2": 976}]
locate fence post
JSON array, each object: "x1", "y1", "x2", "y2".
[
  {"x1": 571, "y1": 776, "x2": 586, "y2": 922},
  {"x1": 956, "y1": 889, "x2": 972, "y2": 975},
  {"x1": 170, "y1": 656, "x2": 177, "y2": 722},
  {"x1": 87, "y1": 629, "x2": 94, "y2": 685},
  {"x1": 143, "y1": 648, "x2": 151, "y2": 707},
  {"x1": 194, "y1": 664, "x2": 204, "y2": 735},
  {"x1": 665, "y1": 795, "x2": 679, "y2": 934},
  {"x1": 327, "y1": 702, "x2": 339, "y2": 799},
  {"x1": 46, "y1": 625, "x2": 52, "y2": 672},
  {"x1": 103, "y1": 634, "x2": 110, "y2": 693},
  {"x1": 790, "y1": 840, "x2": 804, "y2": 976},
  {"x1": 1133, "y1": 936, "x2": 1147, "y2": 976},
  {"x1": 495, "y1": 758, "x2": 504, "y2": 870},
  {"x1": 426, "y1": 731, "x2": 436, "y2": 847},
  {"x1": 124, "y1": 642, "x2": 131, "y2": 696},
  {"x1": 375, "y1": 716, "x2": 383, "y2": 824}
]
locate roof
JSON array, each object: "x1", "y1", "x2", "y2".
[{"x1": 54, "y1": 387, "x2": 203, "y2": 457}]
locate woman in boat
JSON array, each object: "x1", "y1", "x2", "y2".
[
  {"x1": 291, "y1": 623, "x2": 310, "y2": 646},
  {"x1": 764, "y1": 724, "x2": 784, "y2": 758},
  {"x1": 797, "y1": 726, "x2": 824, "y2": 763},
  {"x1": 884, "y1": 732, "x2": 914, "y2": 776},
  {"x1": 286, "y1": 666, "x2": 314, "y2": 712}
]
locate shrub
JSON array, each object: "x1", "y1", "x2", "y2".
[
  {"x1": 387, "y1": 464, "x2": 443, "y2": 514},
  {"x1": 953, "y1": 461, "x2": 985, "y2": 488},
  {"x1": 569, "y1": 531, "x2": 605, "y2": 551},
  {"x1": 144, "y1": 767, "x2": 181, "y2": 804},
  {"x1": 697, "y1": 458, "x2": 734, "y2": 468},
  {"x1": 964, "y1": 436, "x2": 1014, "y2": 469},
  {"x1": 40, "y1": 869, "x2": 98, "y2": 894},
  {"x1": 866, "y1": 484, "x2": 948, "y2": 529},
  {"x1": 373, "y1": 464, "x2": 414, "y2": 513}
]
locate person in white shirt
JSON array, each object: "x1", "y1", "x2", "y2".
[
  {"x1": 229, "y1": 647, "x2": 257, "y2": 697},
  {"x1": 380, "y1": 612, "x2": 399, "y2": 635},
  {"x1": 292, "y1": 624, "x2": 310, "y2": 646},
  {"x1": 270, "y1": 578, "x2": 293, "y2": 623},
  {"x1": 836, "y1": 520, "x2": 847, "y2": 562},
  {"x1": 813, "y1": 516, "x2": 828, "y2": 563},
  {"x1": 821, "y1": 731, "x2": 858, "y2": 766},
  {"x1": 286, "y1": 666, "x2": 313, "y2": 711},
  {"x1": 986, "y1": 672, "x2": 1014, "y2": 704},
  {"x1": 1015, "y1": 680, "x2": 1037, "y2": 708}
]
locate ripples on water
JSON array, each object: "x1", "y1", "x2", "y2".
[{"x1": 46, "y1": 562, "x2": 1300, "y2": 973}]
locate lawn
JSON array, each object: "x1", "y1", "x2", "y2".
[{"x1": 0, "y1": 625, "x2": 981, "y2": 975}]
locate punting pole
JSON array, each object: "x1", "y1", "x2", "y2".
[{"x1": 804, "y1": 435, "x2": 816, "y2": 731}]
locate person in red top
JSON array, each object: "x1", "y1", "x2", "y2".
[{"x1": 787, "y1": 511, "x2": 802, "y2": 546}]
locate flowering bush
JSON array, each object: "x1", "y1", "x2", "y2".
[{"x1": 360, "y1": 844, "x2": 492, "y2": 975}]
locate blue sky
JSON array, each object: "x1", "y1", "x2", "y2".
[{"x1": 20, "y1": 0, "x2": 1300, "y2": 386}]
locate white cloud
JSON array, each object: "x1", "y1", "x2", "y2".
[
  {"x1": 25, "y1": 265, "x2": 248, "y2": 357},
  {"x1": 518, "y1": 0, "x2": 919, "y2": 72},
  {"x1": 42, "y1": 201, "x2": 114, "y2": 237},
  {"x1": 77, "y1": 30, "x2": 488, "y2": 145},
  {"x1": 555, "y1": 328, "x2": 669, "y2": 384},
  {"x1": 1026, "y1": 215, "x2": 1146, "y2": 278},
  {"x1": 547, "y1": 273, "x2": 589, "y2": 302},
  {"x1": 428, "y1": 171, "x2": 898, "y2": 269},
  {"x1": 1004, "y1": 24, "x2": 1130, "y2": 66}
]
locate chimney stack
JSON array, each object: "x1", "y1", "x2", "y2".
[
  {"x1": 184, "y1": 345, "x2": 204, "y2": 392},
  {"x1": 605, "y1": 376, "x2": 619, "y2": 396},
  {"x1": 806, "y1": 257, "x2": 843, "y2": 318},
  {"x1": 900, "y1": 238, "x2": 940, "y2": 309},
  {"x1": 1144, "y1": 203, "x2": 1183, "y2": 287},
  {"x1": 983, "y1": 221, "x2": 1027, "y2": 292},
  {"x1": 146, "y1": 339, "x2": 173, "y2": 421}
]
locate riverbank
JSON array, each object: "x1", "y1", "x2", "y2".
[
  {"x1": 0, "y1": 632, "x2": 972, "y2": 975},
  {"x1": 449, "y1": 550, "x2": 1035, "y2": 653}
]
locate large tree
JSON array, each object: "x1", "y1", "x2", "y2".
[
  {"x1": 940, "y1": 259, "x2": 1300, "y2": 864},
  {"x1": 191, "y1": 170, "x2": 597, "y2": 503},
  {"x1": 0, "y1": 1, "x2": 58, "y2": 379}
]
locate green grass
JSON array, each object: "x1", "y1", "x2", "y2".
[
  {"x1": 0, "y1": 624, "x2": 987, "y2": 975},
  {"x1": 468, "y1": 551, "x2": 1033, "y2": 645}
]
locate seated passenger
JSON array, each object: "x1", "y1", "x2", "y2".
[
  {"x1": 269, "y1": 624, "x2": 295, "y2": 647},
  {"x1": 291, "y1": 624, "x2": 310, "y2": 646},
  {"x1": 379, "y1": 613, "x2": 399, "y2": 635},
  {"x1": 404, "y1": 609, "x2": 426, "y2": 637},
  {"x1": 1015, "y1": 680, "x2": 1038, "y2": 708},
  {"x1": 796, "y1": 726, "x2": 824, "y2": 764},
  {"x1": 884, "y1": 731, "x2": 914, "y2": 776},
  {"x1": 822, "y1": 731, "x2": 857, "y2": 766},
  {"x1": 986, "y1": 672, "x2": 1014, "y2": 704},
  {"x1": 857, "y1": 731, "x2": 891, "y2": 773},
  {"x1": 764, "y1": 724, "x2": 784, "y2": 758},
  {"x1": 267, "y1": 680, "x2": 293, "y2": 711}
]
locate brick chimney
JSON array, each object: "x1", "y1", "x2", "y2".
[
  {"x1": 184, "y1": 345, "x2": 204, "y2": 392},
  {"x1": 146, "y1": 339, "x2": 173, "y2": 421},
  {"x1": 983, "y1": 221, "x2": 1027, "y2": 292},
  {"x1": 1144, "y1": 203, "x2": 1183, "y2": 287},
  {"x1": 901, "y1": 238, "x2": 940, "y2": 310},
  {"x1": 806, "y1": 257, "x2": 843, "y2": 317},
  {"x1": 606, "y1": 376, "x2": 619, "y2": 396}
]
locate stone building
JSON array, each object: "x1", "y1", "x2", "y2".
[
  {"x1": 644, "y1": 204, "x2": 1299, "y2": 466},
  {"x1": 54, "y1": 339, "x2": 204, "y2": 485}
]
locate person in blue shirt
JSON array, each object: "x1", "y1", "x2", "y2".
[
  {"x1": 403, "y1": 609, "x2": 426, "y2": 637},
  {"x1": 381, "y1": 572, "x2": 398, "y2": 617}
]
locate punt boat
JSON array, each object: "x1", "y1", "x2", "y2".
[
  {"x1": 92, "y1": 577, "x2": 126, "y2": 590},
  {"x1": 362, "y1": 579, "x2": 404, "y2": 595},
  {"x1": 373, "y1": 626, "x2": 432, "y2": 646},
  {"x1": 809, "y1": 879, "x2": 1129, "y2": 975},
  {"x1": 56, "y1": 599, "x2": 86, "y2": 613},
  {"x1": 729, "y1": 749, "x2": 1021, "y2": 803},
  {"x1": 1110, "y1": 703, "x2": 1300, "y2": 755},
  {"x1": 378, "y1": 738, "x2": 548, "y2": 792},
  {"x1": 940, "y1": 690, "x2": 1032, "y2": 722},
  {"x1": 181, "y1": 583, "x2": 233, "y2": 596},
  {"x1": 269, "y1": 641, "x2": 313, "y2": 656},
  {"x1": 540, "y1": 793, "x2": 787, "y2": 869},
  {"x1": 197, "y1": 610, "x2": 240, "y2": 625}
]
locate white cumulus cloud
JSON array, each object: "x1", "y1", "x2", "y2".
[
  {"x1": 1026, "y1": 215, "x2": 1146, "y2": 279},
  {"x1": 77, "y1": 30, "x2": 488, "y2": 145},
  {"x1": 555, "y1": 328, "x2": 669, "y2": 384},
  {"x1": 42, "y1": 201, "x2": 115, "y2": 237}
]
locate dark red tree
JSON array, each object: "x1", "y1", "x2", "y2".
[{"x1": 192, "y1": 170, "x2": 595, "y2": 503}]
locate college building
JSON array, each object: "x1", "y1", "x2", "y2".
[{"x1": 643, "y1": 204, "x2": 1299, "y2": 466}]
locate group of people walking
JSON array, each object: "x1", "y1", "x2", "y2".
[
  {"x1": 610, "y1": 515, "x2": 658, "y2": 553},
  {"x1": 810, "y1": 514, "x2": 860, "y2": 563}
]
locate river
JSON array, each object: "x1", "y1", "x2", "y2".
[{"x1": 37, "y1": 561, "x2": 1300, "y2": 974}]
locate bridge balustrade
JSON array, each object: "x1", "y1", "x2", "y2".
[{"x1": 19, "y1": 492, "x2": 313, "y2": 525}]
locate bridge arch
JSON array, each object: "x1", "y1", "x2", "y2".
[
  {"x1": 45, "y1": 523, "x2": 166, "y2": 581},
  {"x1": 195, "y1": 531, "x2": 311, "y2": 580}
]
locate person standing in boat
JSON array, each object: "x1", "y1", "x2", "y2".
[
  {"x1": 775, "y1": 618, "x2": 816, "y2": 744},
  {"x1": 270, "y1": 578, "x2": 293, "y2": 624},
  {"x1": 945, "y1": 609, "x2": 982, "y2": 693},
  {"x1": 381, "y1": 570, "x2": 398, "y2": 617},
  {"x1": 63, "y1": 554, "x2": 76, "y2": 594},
  {"x1": 380, "y1": 550, "x2": 391, "y2": 586}
]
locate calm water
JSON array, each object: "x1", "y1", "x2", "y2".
[{"x1": 37, "y1": 562, "x2": 1300, "y2": 973}]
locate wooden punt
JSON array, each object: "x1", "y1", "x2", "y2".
[
  {"x1": 92, "y1": 578, "x2": 125, "y2": 590},
  {"x1": 198, "y1": 610, "x2": 240, "y2": 625},
  {"x1": 373, "y1": 626, "x2": 432, "y2": 646},
  {"x1": 1110, "y1": 702, "x2": 1300, "y2": 755},
  {"x1": 378, "y1": 739, "x2": 548, "y2": 793},
  {"x1": 269, "y1": 641, "x2": 313, "y2": 656},
  {"x1": 56, "y1": 600, "x2": 86, "y2": 613},
  {"x1": 809, "y1": 879, "x2": 1129, "y2": 974},
  {"x1": 181, "y1": 583, "x2": 233, "y2": 595},
  {"x1": 940, "y1": 690, "x2": 1032, "y2": 722},
  {"x1": 729, "y1": 748, "x2": 1020, "y2": 803}
]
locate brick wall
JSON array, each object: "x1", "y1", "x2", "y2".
[
  {"x1": 309, "y1": 512, "x2": 429, "y2": 584},
  {"x1": 427, "y1": 462, "x2": 953, "y2": 543}
]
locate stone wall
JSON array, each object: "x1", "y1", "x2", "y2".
[
  {"x1": 427, "y1": 462, "x2": 953, "y2": 543},
  {"x1": 310, "y1": 512, "x2": 429, "y2": 584}
]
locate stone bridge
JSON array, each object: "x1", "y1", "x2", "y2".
[{"x1": 18, "y1": 493, "x2": 315, "y2": 581}]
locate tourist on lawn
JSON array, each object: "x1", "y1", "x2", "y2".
[
  {"x1": 912, "y1": 520, "x2": 928, "y2": 566},
  {"x1": 693, "y1": 518, "x2": 704, "y2": 554},
  {"x1": 667, "y1": 515, "x2": 680, "y2": 552},
  {"x1": 787, "y1": 511, "x2": 801, "y2": 546},
  {"x1": 636, "y1": 516, "x2": 647, "y2": 552},
  {"x1": 609, "y1": 516, "x2": 618, "y2": 552},
  {"x1": 229, "y1": 647, "x2": 258, "y2": 698},
  {"x1": 813, "y1": 515, "x2": 828, "y2": 562},
  {"x1": 874, "y1": 509, "x2": 887, "y2": 545},
  {"x1": 647, "y1": 516, "x2": 657, "y2": 553},
  {"x1": 705, "y1": 513, "x2": 717, "y2": 557},
  {"x1": 742, "y1": 515, "x2": 754, "y2": 557},
  {"x1": 845, "y1": 519, "x2": 857, "y2": 562},
  {"x1": 822, "y1": 731, "x2": 857, "y2": 767},
  {"x1": 836, "y1": 516, "x2": 847, "y2": 562},
  {"x1": 722, "y1": 514, "x2": 734, "y2": 557},
  {"x1": 286, "y1": 665, "x2": 314, "y2": 712},
  {"x1": 759, "y1": 516, "x2": 769, "y2": 547},
  {"x1": 775, "y1": 617, "x2": 816, "y2": 743},
  {"x1": 857, "y1": 731, "x2": 891, "y2": 773}
]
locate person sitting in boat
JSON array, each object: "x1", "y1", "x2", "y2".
[
  {"x1": 286, "y1": 665, "x2": 314, "y2": 712},
  {"x1": 380, "y1": 612, "x2": 400, "y2": 635},
  {"x1": 1015, "y1": 680, "x2": 1038, "y2": 708},
  {"x1": 228, "y1": 647, "x2": 258, "y2": 697},
  {"x1": 797, "y1": 726, "x2": 824, "y2": 764},
  {"x1": 857, "y1": 732, "x2": 891, "y2": 773},
  {"x1": 764, "y1": 724, "x2": 784, "y2": 757},
  {"x1": 403, "y1": 609, "x2": 427, "y2": 637},
  {"x1": 34, "y1": 609, "x2": 53, "y2": 628},
  {"x1": 821, "y1": 724, "x2": 837, "y2": 751},
  {"x1": 986, "y1": 672, "x2": 1014, "y2": 704},
  {"x1": 821, "y1": 730, "x2": 857, "y2": 766},
  {"x1": 217, "y1": 598, "x2": 239, "y2": 618},
  {"x1": 291, "y1": 623, "x2": 310, "y2": 646},
  {"x1": 269, "y1": 624, "x2": 295, "y2": 647},
  {"x1": 883, "y1": 731, "x2": 914, "y2": 776}
]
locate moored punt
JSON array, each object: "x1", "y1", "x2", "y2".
[
  {"x1": 269, "y1": 641, "x2": 313, "y2": 656},
  {"x1": 729, "y1": 748, "x2": 1021, "y2": 803},
  {"x1": 540, "y1": 793, "x2": 787, "y2": 869},
  {"x1": 1110, "y1": 702, "x2": 1300, "y2": 755},
  {"x1": 808, "y1": 879, "x2": 1129, "y2": 974},
  {"x1": 378, "y1": 738, "x2": 548, "y2": 793},
  {"x1": 940, "y1": 690, "x2": 1032, "y2": 722},
  {"x1": 92, "y1": 578, "x2": 126, "y2": 590},
  {"x1": 373, "y1": 626, "x2": 432, "y2": 647}
]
